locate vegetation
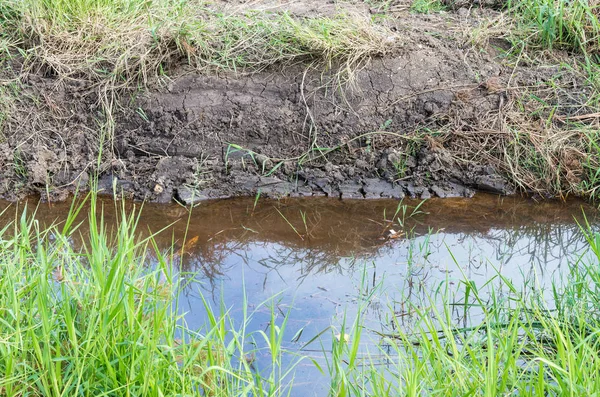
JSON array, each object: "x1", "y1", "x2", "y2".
[
  {"x1": 0, "y1": 196, "x2": 310, "y2": 396},
  {"x1": 410, "y1": 0, "x2": 446, "y2": 14},
  {"x1": 0, "y1": 0, "x2": 598, "y2": 392},
  {"x1": 439, "y1": 1, "x2": 600, "y2": 200},
  {"x1": 0, "y1": 0, "x2": 392, "y2": 85},
  {"x1": 0, "y1": 194, "x2": 599, "y2": 395},
  {"x1": 0, "y1": 0, "x2": 599, "y2": 201},
  {"x1": 507, "y1": 0, "x2": 600, "y2": 55}
]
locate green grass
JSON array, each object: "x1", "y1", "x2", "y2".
[
  {"x1": 312, "y1": 223, "x2": 600, "y2": 395},
  {"x1": 2, "y1": 193, "x2": 600, "y2": 395},
  {"x1": 0, "y1": 195, "x2": 307, "y2": 396},
  {"x1": 507, "y1": 0, "x2": 600, "y2": 55},
  {"x1": 411, "y1": 0, "x2": 446, "y2": 14}
]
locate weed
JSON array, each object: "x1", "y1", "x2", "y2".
[
  {"x1": 507, "y1": 0, "x2": 600, "y2": 55},
  {"x1": 411, "y1": 0, "x2": 446, "y2": 14},
  {"x1": 12, "y1": 149, "x2": 27, "y2": 180},
  {"x1": 0, "y1": 194, "x2": 314, "y2": 396}
]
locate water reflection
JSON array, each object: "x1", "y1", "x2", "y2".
[
  {"x1": 1, "y1": 194, "x2": 597, "y2": 395},
  {"x1": 2, "y1": 195, "x2": 595, "y2": 284}
]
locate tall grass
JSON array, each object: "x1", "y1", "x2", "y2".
[
  {"x1": 0, "y1": 196, "x2": 306, "y2": 396},
  {"x1": 1, "y1": 194, "x2": 600, "y2": 394},
  {"x1": 507, "y1": 0, "x2": 600, "y2": 55},
  {"x1": 311, "y1": 222, "x2": 600, "y2": 395}
]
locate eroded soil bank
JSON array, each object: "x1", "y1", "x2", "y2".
[{"x1": 1, "y1": 1, "x2": 594, "y2": 203}]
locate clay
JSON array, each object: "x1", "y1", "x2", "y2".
[{"x1": 0, "y1": 2, "x2": 587, "y2": 203}]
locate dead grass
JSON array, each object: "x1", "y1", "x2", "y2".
[
  {"x1": 448, "y1": 1, "x2": 600, "y2": 200},
  {"x1": 11, "y1": 0, "x2": 395, "y2": 87},
  {"x1": 443, "y1": 78, "x2": 600, "y2": 199}
]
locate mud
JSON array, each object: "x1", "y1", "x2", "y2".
[{"x1": 0, "y1": 2, "x2": 588, "y2": 202}]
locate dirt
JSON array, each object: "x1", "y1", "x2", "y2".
[{"x1": 0, "y1": 1, "x2": 588, "y2": 203}]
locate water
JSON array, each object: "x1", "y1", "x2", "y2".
[{"x1": 2, "y1": 194, "x2": 598, "y2": 395}]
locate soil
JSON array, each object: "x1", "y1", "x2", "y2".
[{"x1": 0, "y1": 1, "x2": 588, "y2": 203}]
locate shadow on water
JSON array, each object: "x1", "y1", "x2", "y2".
[{"x1": 1, "y1": 194, "x2": 598, "y2": 395}]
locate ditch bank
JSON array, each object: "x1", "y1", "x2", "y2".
[{"x1": 1, "y1": 3, "x2": 593, "y2": 203}]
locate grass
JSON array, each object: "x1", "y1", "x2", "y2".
[
  {"x1": 0, "y1": 195, "x2": 310, "y2": 396},
  {"x1": 446, "y1": 108, "x2": 600, "y2": 200},
  {"x1": 410, "y1": 0, "x2": 446, "y2": 14},
  {"x1": 1, "y1": 193, "x2": 600, "y2": 394},
  {"x1": 1, "y1": 0, "x2": 393, "y2": 86},
  {"x1": 301, "y1": 220, "x2": 600, "y2": 396},
  {"x1": 0, "y1": 197, "x2": 219, "y2": 396},
  {"x1": 506, "y1": 0, "x2": 600, "y2": 55}
]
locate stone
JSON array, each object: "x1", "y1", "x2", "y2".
[
  {"x1": 339, "y1": 181, "x2": 364, "y2": 199},
  {"x1": 475, "y1": 175, "x2": 514, "y2": 195},
  {"x1": 176, "y1": 186, "x2": 209, "y2": 205}
]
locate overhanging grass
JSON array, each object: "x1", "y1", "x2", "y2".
[
  {"x1": 0, "y1": 0, "x2": 394, "y2": 154},
  {"x1": 449, "y1": 112, "x2": 600, "y2": 200},
  {"x1": 4, "y1": 0, "x2": 393, "y2": 85}
]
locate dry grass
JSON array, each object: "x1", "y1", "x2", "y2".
[
  {"x1": 440, "y1": 76, "x2": 600, "y2": 199},
  {"x1": 447, "y1": 0, "x2": 600, "y2": 200},
  {"x1": 10, "y1": 0, "x2": 395, "y2": 87}
]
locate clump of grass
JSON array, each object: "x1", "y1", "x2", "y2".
[
  {"x1": 0, "y1": 198, "x2": 217, "y2": 395},
  {"x1": 0, "y1": 195, "x2": 304, "y2": 396},
  {"x1": 411, "y1": 0, "x2": 446, "y2": 14},
  {"x1": 447, "y1": 81, "x2": 600, "y2": 200},
  {"x1": 320, "y1": 222, "x2": 600, "y2": 395},
  {"x1": 184, "y1": 10, "x2": 394, "y2": 77},
  {"x1": 507, "y1": 0, "x2": 600, "y2": 55}
]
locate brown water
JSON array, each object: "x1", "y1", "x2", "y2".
[{"x1": 2, "y1": 194, "x2": 598, "y2": 395}]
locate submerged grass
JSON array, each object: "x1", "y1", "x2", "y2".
[{"x1": 315, "y1": 225, "x2": 600, "y2": 395}]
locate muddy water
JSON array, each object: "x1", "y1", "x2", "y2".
[{"x1": 2, "y1": 194, "x2": 598, "y2": 395}]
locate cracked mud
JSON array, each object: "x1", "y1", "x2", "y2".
[{"x1": 0, "y1": 2, "x2": 582, "y2": 203}]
